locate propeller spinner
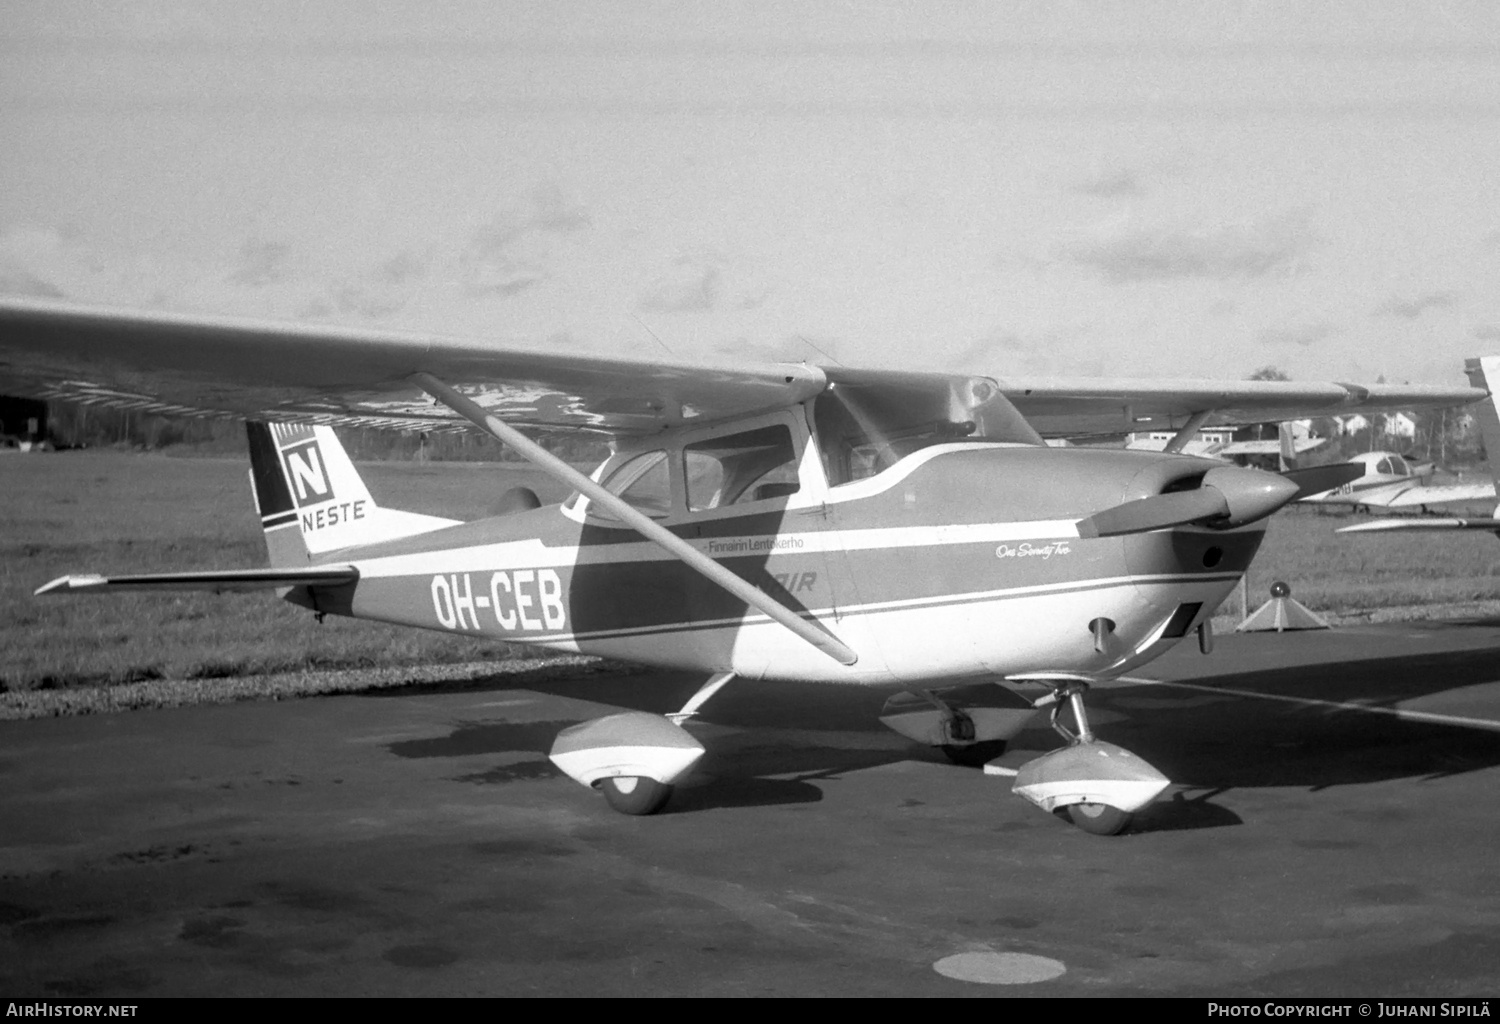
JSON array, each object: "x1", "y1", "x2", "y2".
[{"x1": 1076, "y1": 465, "x2": 1300, "y2": 539}]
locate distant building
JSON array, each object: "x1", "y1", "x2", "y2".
[
  {"x1": 0, "y1": 396, "x2": 48, "y2": 448},
  {"x1": 1383, "y1": 412, "x2": 1417, "y2": 439},
  {"x1": 1133, "y1": 427, "x2": 1236, "y2": 447},
  {"x1": 1333, "y1": 411, "x2": 1417, "y2": 439}
]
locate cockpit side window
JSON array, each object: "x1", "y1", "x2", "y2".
[
  {"x1": 1388, "y1": 455, "x2": 1409, "y2": 476},
  {"x1": 594, "y1": 449, "x2": 672, "y2": 519},
  {"x1": 684, "y1": 425, "x2": 800, "y2": 511},
  {"x1": 1376, "y1": 457, "x2": 1393, "y2": 475}
]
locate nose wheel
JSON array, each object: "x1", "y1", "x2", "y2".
[
  {"x1": 1009, "y1": 675, "x2": 1170, "y2": 835},
  {"x1": 1064, "y1": 801, "x2": 1134, "y2": 836},
  {"x1": 598, "y1": 775, "x2": 675, "y2": 816}
]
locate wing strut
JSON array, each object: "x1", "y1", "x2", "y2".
[
  {"x1": 409, "y1": 372, "x2": 858, "y2": 667},
  {"x1": 1163, "y1": 410, "x2": 1213, "y2": 453}
]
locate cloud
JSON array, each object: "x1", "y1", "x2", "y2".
[
  {"x1": 0, "y1": 268, "x2": 65, "y2": 298},
  {"x1": 1373, "y1": 290, "x2": 1460, "y2": 319},
  {"x1": 709, "y1": 337, "x2": 799, "y2": 362},
  {"x1": 1055, "y1": 210, "x2": 1316, "y2": 283},
  {"x1": 1072, "y1": 171, "x2": 1141, "y2": 199},
  {"x1": 952, "y1": 331, "x2": 1027, "y2": 368},
  {"x1": 458, "y1": 185, "x2": 591, "y2": 299},
  {"x1": 734, "y1": 283, "x2": 771, "y2": 310},
  {"x1": 526, "y1": 183, "x2": 592, "y2": 236},
  {"x1": 1472, "y1": 324, "x2": 1500, "y2": 341},
  {"x1": 373, "y1": 250, "x2": 428, "y2": 287},
  {"x1": 638, "y1": 259, "x2": 720, "y2": 313},
  {"x1": 0, "y1": 184, "x2": 586, "y2": 316},
  {"x1": 227, "y1": 239, "x2": 294, "y2": 287},
  {"x1": 1259, "y1": 321, "x2": 1339, "y2": 347},
  {"x1": 460, "y1": 257, "x2": 547, "y2": 298}
]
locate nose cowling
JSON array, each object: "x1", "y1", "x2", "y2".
[{"x1": 1076, "y1": 465, "x2": 1299, "y2": 539}]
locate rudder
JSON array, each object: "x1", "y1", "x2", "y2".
[{"x1": 246, "y1": 422, "x2": 459, "y2": 565}]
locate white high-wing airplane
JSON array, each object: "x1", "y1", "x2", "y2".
[
  {"x1": 1128, "y1": 428, "x2": 1326, "y2": 462},
  {"x1": 1298, "y1": 450, "x2": 1495, "y2": 512},
  {"x1": 1337, "y1": 357, "x2": 1500, "y2": 536},
  {"x1": 0, "y1": 297, "x2": 1484, "y2": 834}
]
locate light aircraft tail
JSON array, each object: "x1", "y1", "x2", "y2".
[
  {"x1": 1339, "y1": 356, "x2": 1500, "y2": 535},
  {"x1": 246, "y1": 422, "x2": 460, "y2": 565},
  {"x1": 1278, "y1": 424, "x2": 1298, "y2": 473},
  {"x1": 1464, "y1": 357, "x2": 1500, "y2": 496}
]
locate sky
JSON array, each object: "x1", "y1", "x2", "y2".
[{"x1": 2, "y1": 0, "x2": 1499, "y2": 386}]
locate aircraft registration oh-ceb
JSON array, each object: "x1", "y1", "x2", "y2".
[{"x1": 1, "y1": 297, "x2": 1485, "y2": 832}]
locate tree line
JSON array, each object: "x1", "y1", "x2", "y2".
[{"x1": 1245, "y1": 366, "x2": 1486, "y2": 470}]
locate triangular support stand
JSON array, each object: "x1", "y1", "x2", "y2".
[{"x1": 1237, "y1": 581, "x2": 1330, "y2": 632}]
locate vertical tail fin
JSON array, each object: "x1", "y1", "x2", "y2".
[
  {"x1": 1278, "y1": 423, "x2": 1298, "y2": 473},
  {"x1": 1462, "y1": 357, "x2": 1500, "y2": 518},
  {"x1": 246, "y1": 422, "x2": 460, "y2": 565}
]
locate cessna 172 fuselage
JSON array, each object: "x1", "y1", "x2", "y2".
[
  {"x1": 301, "y1": 419, "x2": 1263, "y2": 686},
  {"x1": 1, "y1": 297, "x2": 1484, "y2": 833}
]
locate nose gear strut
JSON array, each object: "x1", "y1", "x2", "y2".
[{"x1": 1008, "y1": 674, "x2": 1171, "y2": 836}]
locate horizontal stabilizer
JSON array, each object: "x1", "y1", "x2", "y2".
[
  {"x1": 1337, "y1": 518, "x2": 1500, "y2": 534},
  {"x1": 36, "y1": 566, "x2": 359, "y2": 595}
]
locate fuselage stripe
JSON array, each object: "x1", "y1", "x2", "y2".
[
  {"x1": 352, "y1": 520, "x2": 1088, "y2": 578},
  {"x1": 404, "y1": 571, "x2": 1236, "y2": 644}
]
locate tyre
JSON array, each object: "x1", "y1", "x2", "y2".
[
  {"x1": 1066, "y1": 801, "x2": 1132, "y2": 835},
  {"x1": 599, "y1": 775, "x2": 674, "y2": 815}
]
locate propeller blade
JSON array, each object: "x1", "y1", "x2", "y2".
[
  {"x1": 1279, "y1": 462, "x2": 1363, "y2": 500},
  {"x1": 1076, "y1": 488, "x2": 1229, "y2": 539},
  {"x1": 1077, "y1": 466, "x2": 1300, "y2": 539}
]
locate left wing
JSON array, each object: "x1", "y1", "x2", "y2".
[
  {"x1": 0, "y1": 298, "x2": 827, "y2": 435},
  {"x1": 0, "y1": 298, "x2": 1484, "y2": 437}
]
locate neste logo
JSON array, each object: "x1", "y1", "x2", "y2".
[{"x1": 280, "y1": 440, "x2": 335, "y2": 507}]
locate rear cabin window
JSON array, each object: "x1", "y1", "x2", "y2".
[
  {"x1": 595, "y1": 449, "x2": 671, "y2": 519},
  {"x1": 684, "y1": 425, "x2": 800, "y2": 511}
]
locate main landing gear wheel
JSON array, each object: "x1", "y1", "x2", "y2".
[
  {"x1": 941, "y1": 739, "x2": 1008, "y2": 767},
  {"x1": 1065, "y1": 801, "x2": 1133, "y2": 836},
  {"x1": 598, "y1": 776, "x2": 674, "y2": 816}
]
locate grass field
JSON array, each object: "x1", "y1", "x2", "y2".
[
  {"x1": 0, "y1": 450, "x2": 573, "y2": 691},
  {"x1": 4, "y1": 449, "x2": 1500, "y2": 693}
]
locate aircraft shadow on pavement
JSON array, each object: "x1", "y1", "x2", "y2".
[
  {"x1": 378, "y1": 668, "x2": 929, "y2": 813},
  {"x1": 373, "y1": 641, "x2": 1500, "y2": 819},
  {"x1": 1097, "y1": 645, "x2": 1500, "y2": 794}
]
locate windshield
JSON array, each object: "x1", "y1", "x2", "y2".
[{"x1": 813, "y1": 380, "x2": 1038, "y2": 486}]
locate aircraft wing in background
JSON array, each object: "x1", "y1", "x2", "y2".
[{"x1": 1339, "y1": 517, "x2": 1500, "y2": 534}]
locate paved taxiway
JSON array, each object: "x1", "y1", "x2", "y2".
[{"x1": 3, "y1": 622, "x2": 1500, "y2": 997}]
